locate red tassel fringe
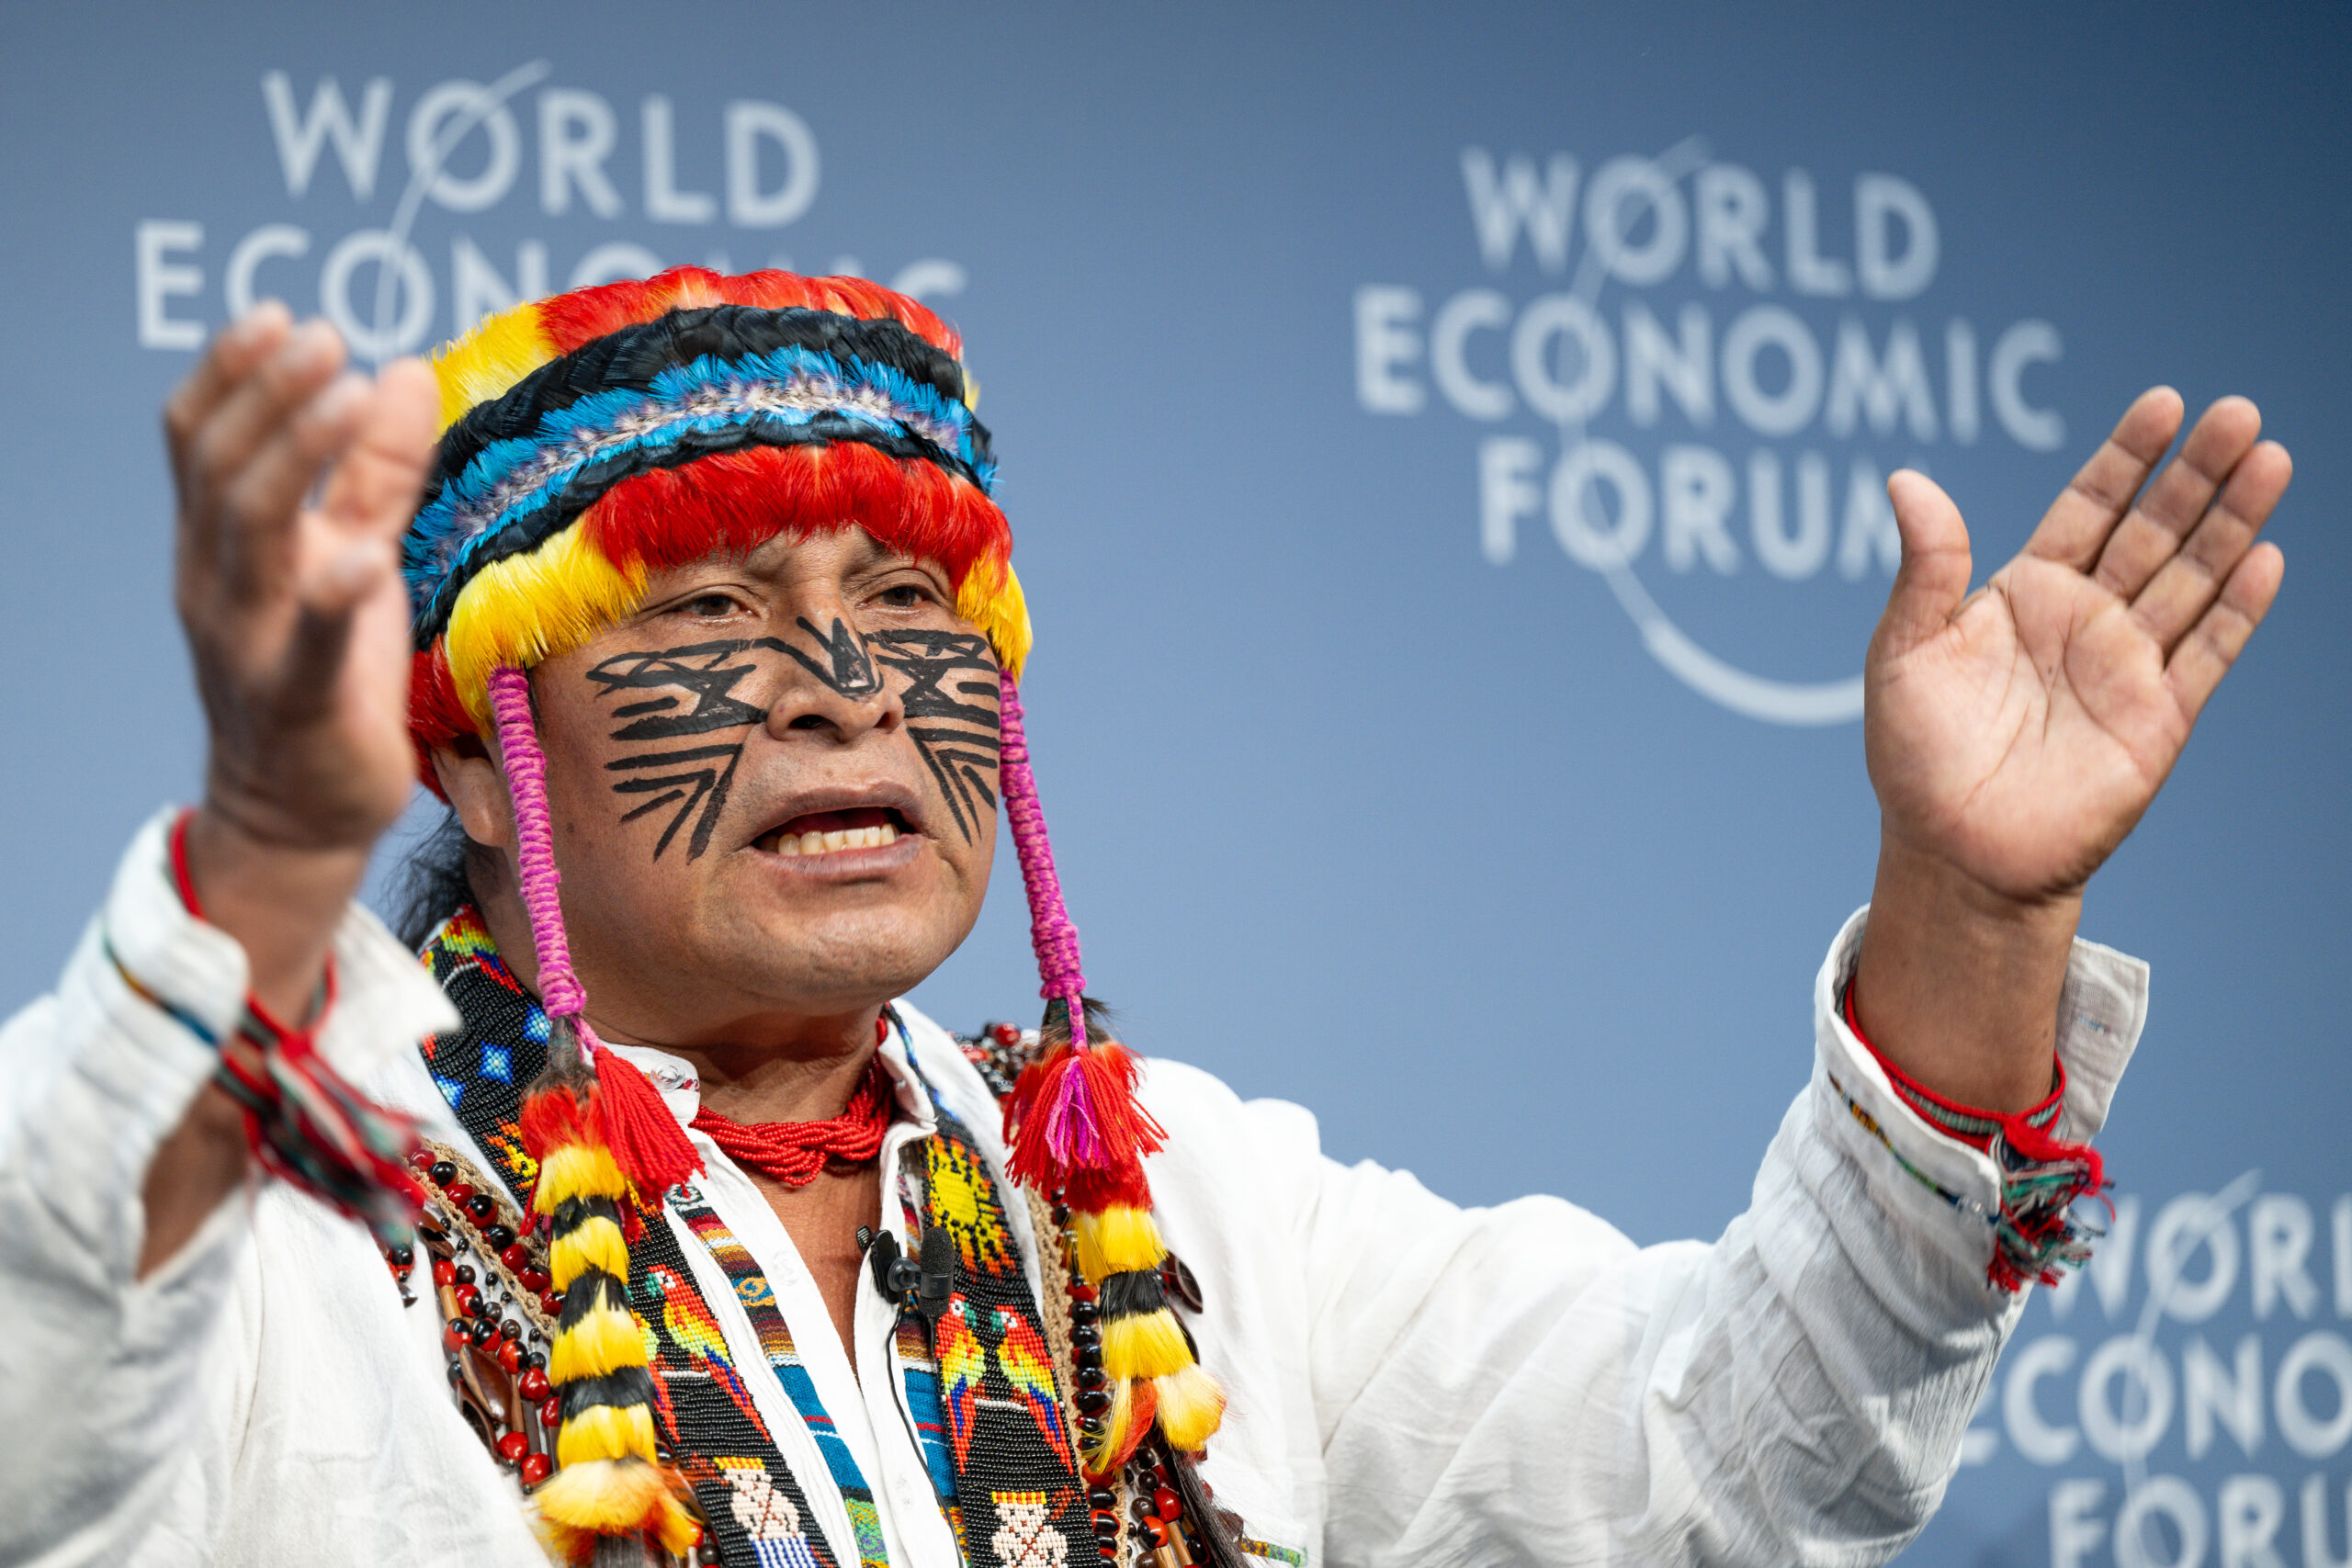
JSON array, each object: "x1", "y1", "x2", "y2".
[
  {"x1": 1002, "y1": 1041, "x2": 1165, "y2": 1195},
  {"x1": 592, "y1": 1045, "x2": 705, "y2": 1201}
]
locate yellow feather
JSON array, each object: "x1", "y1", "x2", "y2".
[
  {"x1": 534, "y1": 1456, "x2": 700, "y2": 1552},
  {"x1": 1100, "y1": 1308, "x2": 1191, "y2": 1382},
  {"x1": 448, "y1": 528, "x2": 650, "y2": 733},
  {"x1": 549, "y1": 1302, "x2": 649, "y2": 1382},
  {"x1": 557, "y1": 1402, "x2": 660, "y2": 1467},
  {"x1": 548, "y1": 1215, "x2": 630, "y2": 1291},
  {"x1": 1152, "y1": 1364, "x2": 1226, "y2": 1451},
  {"x1": 956, "y1": 554, "x2": 1032, "y2": 680},
  {"x1": 431, "y1": 301, "x2": 557, "y2": 433},
  {"x1": 529, "y1": 1140, "x2": 633, "y2": 1213},
  {"x1": 1073, "y1": 1206, "x2": 1162, "y2": 1282},
  {"x1": 1083, "y1": 1375, "x2": 1140, "y2": 1475}
]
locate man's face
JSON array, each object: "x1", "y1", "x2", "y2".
[{"x1": 446, "y1": 526, "x2": 1002, "y2": 1047}]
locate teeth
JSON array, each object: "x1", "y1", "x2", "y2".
[{"x1": 770, "y1": 821, "x2": 903, "y2": 855}]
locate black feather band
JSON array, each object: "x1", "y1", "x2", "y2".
[
  {"x1": 559, "y1": 1365, "x2": 659, "y2": 1418},
  {"x1": 1097, "y1": 1268, "x2": 1168, "y2": 1321},
  {"x1": 431, "y1": 304, "x2": 985, "y2": 490},
  {"x1": 557, "y1": 1269, "x2": 631, "y2": 1329}
]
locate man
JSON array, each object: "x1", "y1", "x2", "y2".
[{"x1": 0, "y1": 267, "x2": 2288, "y2": 1567}]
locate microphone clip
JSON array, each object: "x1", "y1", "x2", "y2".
[{"x1": 860, "y1": 1226, "x2": 954, "y2": 1329}]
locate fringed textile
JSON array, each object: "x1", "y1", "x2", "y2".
[
  {"x1": 104, "y1": 810, "x2": 425, "y2": 1246},
  {"x1": 1838, "y1": 981, "x2": 2109, "y2": 1292}
]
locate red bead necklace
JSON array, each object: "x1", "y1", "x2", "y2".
[{"x1": 691, "y1": 1057, "x2": 896, "y2": 1188}]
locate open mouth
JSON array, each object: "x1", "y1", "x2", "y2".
[{"x1": 753, "y1": 807, "x2": 911, "y2": 857}]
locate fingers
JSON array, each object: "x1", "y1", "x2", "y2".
[
  {"x1": 164, "y1": 302, "x2": 293, "y2": 483},
  {"x1": 1872, "y1": 469, "x2": 1974, "y2": 657},
  {"x1": 2165, "y1": 540, "x2": 2285, "y2": 726},
  {"x1": 2091, "y1": 396, "x2": 2264, "y2": 602},
  {"x1": 317, "y1": 357, "x2": 439, "y2": 547},
  {"x1": 2132, "y1": 439, "x2": 2291, "y2": 652},
  {"x1": 216, "y1": 372, "x2": 375, "y2": 587},
  {"x1": 182, "y1": 319, "x2": 347, "y2": 529},
  {"x1": 2022, "y1": 388, "x2": 2184, "y2": 570}
]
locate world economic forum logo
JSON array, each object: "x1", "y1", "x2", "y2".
[{"x1": 1351, "y1": 138, "x2": 2068, "y2": 726}]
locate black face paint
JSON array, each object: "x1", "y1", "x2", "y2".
[
  {"x1": 870, "y1": 629, "x2": 1002, "y2": 844},
  {"x1": 779, "y1": 616, "x2": 882, "y2": 700},
  {"x1": 585, "y1": 641, "x2": 771, "y2": 860},
  {"x1": 587, "y1": 626, "x2": 1001, "y2": 859}
]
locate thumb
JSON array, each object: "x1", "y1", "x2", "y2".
[
  {"x1": 319, "y1": 356, "x2": 439, "y2": 542},
  {"x1": 1874, "y1": 469, "x2": 1973, "y2": 659}
]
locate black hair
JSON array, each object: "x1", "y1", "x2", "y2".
[{"x1": 391, "y1": 808, "x2": 481, "y2": 950}]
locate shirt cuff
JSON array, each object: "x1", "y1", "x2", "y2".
[{"x1": 1810, "y1": 904, "x2": 2146, "y2": 1291}]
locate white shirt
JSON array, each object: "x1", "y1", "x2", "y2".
[{"x1": 0, "y1": 811, "x2": 2148, "y2": 1567}]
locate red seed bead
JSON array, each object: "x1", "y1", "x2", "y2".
[
  {"x1": 1143, "y1": 1519, "x2": 1169, "y2": 1549},
  {"x1": 519, "y1": 1452, "x2": 552, "y2": 1487},
  {"x1": 519, "y1": 1267, "x2": 551, "y2": 1293},
  {"x1": 432, "y1": 1258, "x2": 457, "y2": 1288},
  {"x1": 540, "y1": 1395, "x2": 562, "y2": 1428},
  {"x1": 539, "y1": 1292, "x2": 563, "y2": 1317},
  {"x1": 497, "y1": 1341, "x2": 524, "y2": 1373},
  {"x1": 519, "y1": 1368, "x2": 551, "y2": 1402},
  {"x1": 444, "y1": 1182, "x2": 475, "y2": 1204},
  {"x1": 409, "y1": 1149, "x2": 435, "y2": 1171},
  {"x1": 496, "y1": 1430, "x2": 529, "y2": 1463},
  {"x1": 1068, "y1": 1283, "x2": 1098, "y2": 1303},
  {"x1": 500, "y1": 1243, "x2": 530, "y2": 1273},
  {"x1": 442, "y1": 1323, "x2": 469, "y2": 1352},
  {"x1": 1155, "y1": 1489, "x2": 1182, "y2": 1521},
  {"x1": 453, "y1": 1284, "x2": 481, "y2": 1316}
]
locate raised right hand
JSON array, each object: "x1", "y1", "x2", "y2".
[{"x1": 167, "y1": 304, "x2": 438, "y2": 865}]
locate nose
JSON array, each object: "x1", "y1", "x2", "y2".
[{"x1": 764, "y1": 605, "x2": 901, "y2": 744}]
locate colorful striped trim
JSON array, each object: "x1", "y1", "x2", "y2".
[
  {"x1": 1843, "y1": 982, "x2": 2064, "y2": 1151},
  {"x1": 1241, "y1": 1540, "x2": 1306, "y2": 1568},
  {"x1": 407, "y1": 341, "x2": 994, "y2": 642}
]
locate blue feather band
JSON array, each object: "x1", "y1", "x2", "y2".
[{"x1": 404, "y1": 343, "x2": 997, "y2": 642}]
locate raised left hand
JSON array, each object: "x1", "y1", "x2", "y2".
[
  {"x1": 1852, "y1": 389, "x2": 2287, "y2": 1108},
  {"x1": 1868, "y1": 389, "x2": 2287, "y2": 905}
]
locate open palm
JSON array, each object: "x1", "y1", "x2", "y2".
[{"x1": 1866, "y1": 389, "x2": 2289, "y2": 905}]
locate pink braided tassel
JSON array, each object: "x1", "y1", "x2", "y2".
[
  {"x1": 997, "y1": 671, "x2": 1087, "y2": 1040},
  {"x1": 487, "y1": 666, "x2": 593, "y2": 1056}
]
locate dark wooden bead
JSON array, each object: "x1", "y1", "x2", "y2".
[
  {"x1": 467, "y1": 1193, "x2": 497, "y2": 1220},
  {"x1": 1071, "y1": 1325, "x2": 1102, "y2": 1351},
  {"x1": 1089, "y1": 1510, "x2": 1120, "y2": 1540},
  {"x1": 1076, "y1": 1388, "x2": 1111, "y2": 1414},
  {"x1": 498, "y1": 1318, "x2": 523, "y2": 1341},
  {"x1": 1086, "y1": 1488, "x2": 1116, "y2": 1511},
  {"x1": 453, "y1": 1264, "x2": 476, "y2": 1285},
  {"x1": 428, "y1": 1160, "x2": 457, "y2": 1186},
  {"x1": 1076, "y1": 1365, "x2": 1107, "y2": 1390},
  {"x1": 485, "y1": 1224, "x2": 515, "y2": 1249},
  {"x1": 1078, "y1": 1416, "x2": 1106, "y2": 1438},
  {"x1": 387, "y1": 1243, "x2": 414, "y2": 1267},
  {"x1": 1069, "y1": 1298, "x2": 1101, "y2": 1325}
]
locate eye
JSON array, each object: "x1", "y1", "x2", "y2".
[
  {"x1": 877, "y1": 583, "x2": 931, "y2": 609},
  {"x1": 681, "y1": 592, "x2": 741, "y2": 619}
]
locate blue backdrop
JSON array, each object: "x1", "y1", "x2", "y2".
[{"x1": 3, "y1": 5, "x2": 2346, "y2": 1563}]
